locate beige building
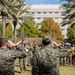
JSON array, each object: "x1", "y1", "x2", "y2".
[{"x1": 28, "y1": 4, "x2": 68, "y2": 38}]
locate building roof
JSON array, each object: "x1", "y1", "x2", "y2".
[{"x1": 30, "y1": 4, "x2": 61, "y2": 9}]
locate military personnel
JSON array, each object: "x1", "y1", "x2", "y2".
[
  {"x1": 0, "y1": 36, "x2": 27, "y2": 75},
  {"x1": 31, "y1": 36, "x2": 60, "y2": 75},
  {"x1": 26, "y1": 43, "x2": 33, "y2": 65},
  {"x1": 19, "y1": 38, "x2": 28, "y2": 73},
  {"x1": 32, "y1": 41, "x2": 38, "y2": 53},
  {"x1": 27, "y1": 43, "x2": 34, "y2": 65}
]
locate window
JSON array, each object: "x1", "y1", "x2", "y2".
[
  {"x1": 37, "y1": 17, "x2": 41, "y2": 19},
  {"x1": 55, "y1": 12, "x2": 59, "y2": 14},
  {"x1": 32, "y1": 12, "x2": 35, "y2": 14},
  {"x1": 37, "y1": 12, "x2": 41, "y2": 14},
  {"x1": 49, "y1": 12, "x2": 53, "y2": 14},
  {"x1": 43, "y1": 12, "x2": 47, "y2": 14}
]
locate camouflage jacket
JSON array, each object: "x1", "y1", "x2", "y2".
[
  {"x1": 0, "y1": 46, "x2": 27, "y2": 71},
  {"x1": 32, "y1": 45, "x2": 60, "y2": 75}
]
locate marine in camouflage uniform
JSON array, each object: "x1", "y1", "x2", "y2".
[
  {"x1": 19, "y1": 40, "x2": 28, "y2": 73},
  {"x1": 0, "y1": 36, "x2": 27, "y2": 75},
  {"x1": 32, "y1": 36, "x2": 60, "y2": 75},
  {"x1": 32, "y1": 41, "x2": 38, "y2": 53}
]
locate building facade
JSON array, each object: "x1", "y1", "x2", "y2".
[{"x1": 28, "y1": 4, "x2": 68, "y2": 38}]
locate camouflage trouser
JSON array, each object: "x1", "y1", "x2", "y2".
[
  {"x1": 19, "y1": 57, "x2": 28, "y2": 72},
  {"x1": 28, "y1": 51, "x2": 33, "y2": 65}
]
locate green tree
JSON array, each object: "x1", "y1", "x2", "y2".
[
  {"x1": 0, "y1": 23, "x2": 13, "y2": 38},
  {"x1": 0, "y1": 0, "x2": 8, "y2": 36},
  {"x1": 0, "y1": 24, "x2": 2, "y2": 36},
  {"x1": 41, "y1": 18, "x2": 64, "y2": 41},
  {"x1": 11, "y1": 4, "x2": 30, "y2": 43},
  {"x1": 41, "y1": 18, "x2": 55, "y2": 36},
  {"x1": 60, "y1": 0, "x2": 75, "y2": 27},
  {"x1": 54, "y1": 23, "x2": 64, "y2": 41},
  {"x1": 5, "y1": 23, "x2": 13, "y2": 38},
  {"x1": 0, "y1": 0, "x2": 24, "y2": 36},
  {"x1": 17, "y1": 17, "x2": 38, "y2": 38},
  {"x1": 67, "y1": 25, "x2": 75, "y2": 44}
]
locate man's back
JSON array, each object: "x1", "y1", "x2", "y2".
[
  {"x1": 32, "y1": 45, "x2": 60, "y2": 75},
  {"x1": 0, "y1": 48, "x2": 16, "y2": 75},
  {"x1": 0, "y1": 47, "x2": 27, "y2": 75}
]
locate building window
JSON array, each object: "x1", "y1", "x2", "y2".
[
  {"x1": 37, "y1": 12, "x2": 41, "y2": 14},
  {"x1": 49, "y1": 12, "x2": 53, "y2": 14},
  {"x1": 32, "y1": 12, "x2": 35, "y2": 14},
  {"x1": 55, "y1": 12, "x2": 59, "y2": 14},
  {"x1": 37, "y1": 17, "x2": 41, "y2": 19},
  {"x1": 43, "y1": 12, "x2": 47, "y2": 14}
]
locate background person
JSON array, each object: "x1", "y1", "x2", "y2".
[{"x1": 19, "y1": 38, "x2": 28, "y2": 73}]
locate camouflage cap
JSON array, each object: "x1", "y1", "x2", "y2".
[{"x1": 42, "y1": 36, "x2": 51, "y2": 43}]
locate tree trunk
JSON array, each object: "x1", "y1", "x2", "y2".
[
  {"x1": 13, "y1": 25, "x2": 16, "y2": 43},
  {"x1": 13, "y1": 21, "x2": 17, "y2": 43},
  {"x1": 1, "y1": 11, "x2": 7, "y2": 36},
  {"x1": 2, "y1": 15, "x2": 6, "y2": 36}
]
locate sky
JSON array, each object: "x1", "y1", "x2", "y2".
[{"x1": 25, "y1": 0, "x2": 66, "y2": 4}]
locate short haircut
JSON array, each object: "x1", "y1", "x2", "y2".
[
  {"x1": 42, "y1": 36, "x2": 51, "y2": 46},
  {"x1": 0, "y1": 37, "x2": 8, "y2": 47},
  {"x1": 42, "y1": 40, "x2": 51, "y2": 46}
]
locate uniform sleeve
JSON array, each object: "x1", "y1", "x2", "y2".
[
  {"x1": 50, "y1": 48, "x2": 60, "y2": 75},
  {"x1": 52, "y1": 49, "x2": 60, "y2": 75},
  {"x1": 15, "y1": 45, "x2": 27, "y2": 58},
  {"x1": 31, "y1": 52, "x2": 39, "y2": 75},
  {"x1": 51, "y1": 57, "x2": 60, "y2": 75}
]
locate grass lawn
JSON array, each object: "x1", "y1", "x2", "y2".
[
  {"x1": 15, "y1": 64, "x2": 32, "y2": 75},
  {"x1": 15, "y1": 59, "x2": 32, "y2": 75},
  {"x1": 15, "y1": 59, "x2": 75, "y2": 75},
  {"x1": 60, "y1": 66, "x2": 75, "y2": 75}
]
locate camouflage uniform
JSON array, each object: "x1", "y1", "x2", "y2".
[
  {"x1": 19, "y1": 43, "x2": 28, "y2": 73},
  {"x1": 32, "y1": 36, "x2": 60, "y2": 75},
  {"x1": 32, "y1": 41, "x2": 39, "y2": 54},
  {"x1": 19, "y1": 57, "x2": 28, "y2": 72},
  {"x1": 0, "y1": 40, "x2": 27, "y2": 75}
]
